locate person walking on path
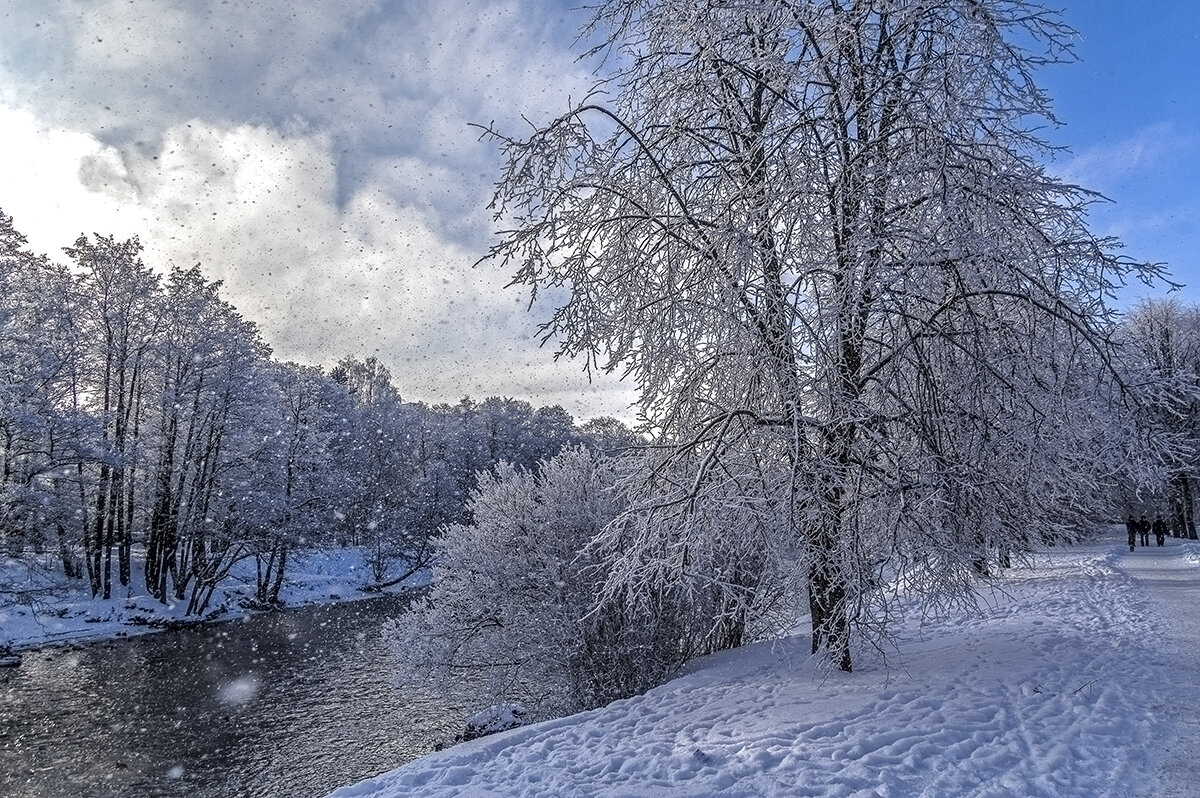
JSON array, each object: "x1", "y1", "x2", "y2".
[
  {"x1": 1127, "y1": 515, "x2": 1138, "y2": 552},
  {"x1": 1138, "y1": 514, "x2": 1151, "y2": 547},
  {"x1": 1154, "y1": 513, "x2": 1168, "y2": 547}
]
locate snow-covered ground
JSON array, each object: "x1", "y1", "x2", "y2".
[
  {"x1": 0, "y1": 548, "x2": 424, "y2": 652},
  {"x1": 327, "y1": 529, "x2": 1200, "y2": 798}
]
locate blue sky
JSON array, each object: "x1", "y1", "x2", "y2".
[
  {"x1": 1038, "y1": 1, "x2": 1200, "y2": 303},
  {"x1": 0, "y1": 1, "x2": 1195, "y2": 419}
]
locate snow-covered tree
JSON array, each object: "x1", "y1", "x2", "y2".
[
  {"x1": 144, "y1": 266, "x2": 273, "y2": 610},
  {"x1": 329, "y1": 356, "x2": 424, "y2": 584},
  {"x1": 390, "y1": 447, "x2": 686, "y2": 721},
  {"x1": 330, "y1": 355, "x2": 402, "y2": 409},
  {"x1": 241, "y1": 362, "x2": 352, "y2": 606},
  {"x1": 1116, "y1": 299, "x2": 1200, "y2": 538},
  {"x1": 4, "y1": 205, "x2": 624, "y2": 617},
  {"x1": 68, "y1": 233, "x2": 164, "y2": 597},
  {"x1": 479, "y1": 0, "x2": 1162, "y2": 670},
  {"x1": 0, "y1": 211, "x2": 91, "y2": 576},
  {"x1": 577, "y1": 416, "x2": 643, "y2": 454}
]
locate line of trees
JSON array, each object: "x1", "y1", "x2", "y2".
[
  {"x1": 0, "y1": 209, "x2": 630, "y2": 614},
  {"x1": 1118, "y1": 300, "x2": 1200, "y2": 538}
]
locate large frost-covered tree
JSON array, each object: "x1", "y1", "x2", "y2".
[{"x1": 481, "y1": 1, "x2": 1161, "y2": 670}]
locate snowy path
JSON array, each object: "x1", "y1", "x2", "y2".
[
  {"x1": 328, "y1": 533, "x2": 1200, "y2": 798},
  {"x1": 1117, "y1": 543, "x2": 1200, "y2": 797}
]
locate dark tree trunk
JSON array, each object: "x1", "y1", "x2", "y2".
[
  {"x1": 56, "y1": 523, "x2": 80, "y2": 579},
  {"x1": 809, "y1": 554, "x2": 852, "y2": 672},
  {"x1": 86, "y1": 464, "x2": 109, "y2": 597},
  {"x1": 1183, "y1": 477, "x2": 1197, "y2": 539},
  {"x1": 268, "y1": 543, "x2": 288, "y2": 604},
  {"x1": 1169, "y1": 474, "x2": 1197, "y2": 540}
]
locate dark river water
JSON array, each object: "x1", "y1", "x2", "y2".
[{"x1": 0, "y1": 595, "x2": 461, "y2": 798}]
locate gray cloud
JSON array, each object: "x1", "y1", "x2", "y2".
[{"x1": 1, "y1": 0, "x2": 590, "y2": 234}]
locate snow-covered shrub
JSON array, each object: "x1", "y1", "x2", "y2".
[{"x1": 389, "y1": 446, "x2": 686, "y2": 722}]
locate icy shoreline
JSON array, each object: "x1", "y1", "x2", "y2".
[{"x1": 0, "y1": 547, "x2": 426, "y2": 653}]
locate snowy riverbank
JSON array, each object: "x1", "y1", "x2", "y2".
[
  {"x1": 0, "y1": 548, "x2": 425, "y2": 653},
  {"x1": 328, "y1": 530, "x2": 1200, "y2": 798}
]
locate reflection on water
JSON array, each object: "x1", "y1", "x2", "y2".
[{"x1": 0, "y1": 595, "x2": 459, "y2": 798}]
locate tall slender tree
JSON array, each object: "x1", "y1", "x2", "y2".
[
  {"x1": 246, "y1": 362, "x2": 350, "y2": 605},
  {"x1": 0, "y1": 212, "x2": 90, "y2": 573},
  {"x1": 145, "y1": 265, "x2": 271, "y2": 603},
  {"x1": 68, "y1": 234, "x2": 163, "y2": 598}
]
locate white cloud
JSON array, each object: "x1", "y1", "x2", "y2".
[
  {"x1": 1056, "y1": 123, "x2": 1194, "y2": 192},
  {"x1": 0, "y1": 105, "x2": 151, "y2": 249}
]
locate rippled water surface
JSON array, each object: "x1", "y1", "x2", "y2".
[{"x1": 0, "y1": 595, "x2": 458, "y2": 798}]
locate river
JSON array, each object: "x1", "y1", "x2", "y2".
[{"x1": 0, "y1": 595, "x2": 460, "y2": 798}]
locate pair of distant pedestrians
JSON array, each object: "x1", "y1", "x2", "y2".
[{"x1": 1125, "y1": 514, "x2": 1168, "y2": 552}]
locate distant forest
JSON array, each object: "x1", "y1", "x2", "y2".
[{"x1": 0, "y1": 209, "x2": 636, "y2": 614}]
